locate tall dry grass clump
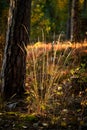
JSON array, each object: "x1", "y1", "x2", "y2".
[{"x1": 25, "y1": 42, "x2": 77, "y2": 115}]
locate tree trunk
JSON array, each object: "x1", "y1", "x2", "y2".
[
  {"x1": 66, "y1": 0, "x2": 72, "y2": 40},
  {"x1": 1, "y1": 0, "x2": 31, "y2": 99},
  {"x1": 70, "y1": 0, "x2": 80, "y2": 42}
]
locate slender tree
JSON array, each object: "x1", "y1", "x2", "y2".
[
  {"x1": 82, "y1": 0, "x2": 87, "y2": 40},
  {"x1": 70, "y1": 0, "x2": 80, "y2": 42},
  {"x1": 1, "y1": 0, "x2": 31, "y2": 99},
  {"x1": 66, "y1": 0, "x2": 72, "y2": 40}
]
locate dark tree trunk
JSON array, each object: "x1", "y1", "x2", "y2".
[
  {"x1": 66, "y1": 0, "x2": 72, "y2": 40},
  {"x1": 1, "y1": 0, "x2": 31, "y2": 99},
  {"x1": 82, "y1": 0, "x2": 87, "y2": 40},
  {"x1": 70, "y1": 0, "x2": 80, "y2": 42}
]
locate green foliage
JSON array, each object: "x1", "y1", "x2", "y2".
[
  {"x1": 30, "y1": 0, "x2": 87, "y2": 41},
  {"x1": 20, "y1": 114, "x2": 37, "y2": 122},
  {"x1": 31, "y1": 0, "x2": 50, "y2": 41},
  {"x1": 31, "y1": 0, "x2": 68, "y2": 41}
]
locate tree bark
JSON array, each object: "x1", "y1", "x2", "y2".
[{"x1": 1, "y1": 0, "x2": 31, "y2": 99}]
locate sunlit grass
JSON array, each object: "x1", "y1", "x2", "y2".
[
  {"x1": 25, "y1": 41, "x2": 87, "y2": 115},
  {"x1": 27, "y1": 41, "x2": 87, "y2": 51}
]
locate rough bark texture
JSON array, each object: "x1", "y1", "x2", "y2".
[
  {"x1": 70, "y1": 0, "x2": 80, "y2": 42},
  {"x1": 1, "y1": 0, "x2": 31, "y2": 99}
]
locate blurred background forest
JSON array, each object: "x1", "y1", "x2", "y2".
[
  {"x1": 0, "y1": 0, "x2": 87, "y2": 70},
  {"x1": 0, "y1": 0, "x2": 87, "y2": 42},
  {"x1": 30, "y1": 0, "x2": 87, "y2": 42}
]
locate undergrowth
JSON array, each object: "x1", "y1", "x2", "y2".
[
  {"x1": 0, "y1": 41, "x2": 87, "y2": 127},
  {"x1": 25, "y1": 42, "x2": 87, "y2": 116}
]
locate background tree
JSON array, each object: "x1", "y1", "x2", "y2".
[
  {"x1": 1, "y1": 0, "x2": 31, "y2": 99},
  {"x1": 80, "y1": 0, "x2": 87, "y2": 40},
  {"x1": 66, "y1": 0, "x2": 72, "y2": 40},
  {"x1": 70, "y1": 0, "x2": 80, "y2": 42}
]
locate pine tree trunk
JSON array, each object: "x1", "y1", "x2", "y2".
[{"x1": 1, "y1": 0, "x2": 31, "y2": 99}]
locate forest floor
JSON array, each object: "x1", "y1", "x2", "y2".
[{"x1": 0, "y1": 41, "x2": 87, "y2": 130}]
